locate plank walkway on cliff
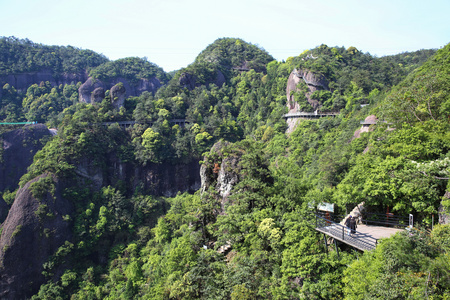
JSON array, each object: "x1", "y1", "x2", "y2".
[
  {"x1": 315, "y1": 214, "x2": 405, "y2": 252},
  {"x1": 283, "y1": 112, "x2": 340, "y2": 120},
  {"x1": 101, "y1": 119, "x2": 190, "y2": 129}
]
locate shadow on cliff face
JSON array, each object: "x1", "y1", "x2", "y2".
[{"x1": 0, "y1": 124, "x2": 52, "y2": 193}]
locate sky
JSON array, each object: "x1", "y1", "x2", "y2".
[{"x1": 1, "y1": 0, "x2": 449, "y2": 72}]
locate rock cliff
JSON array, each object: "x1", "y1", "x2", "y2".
[
  {"x1": 286, "y1": 68, "x2": 329, "y2": 113},
  {"x1": 0, "y1": 69, "x2": 163, "y2": 110},
  {"x1": 0, "y1": 174, "x2": 73, "y2": 299},
  {"x1": 0, "y1": 124, "x2": 52, "y2": 193},
  {"x1": 179, "y1": 69, "x2": 226, "y2": 90},
  {"x1": 75, "y1": 154, "x2": 201, "y2": 197},
  {"x1": 0, "y1": 195, "x2": 7, "y2": 223},
  {"x1": 0, "y1": 155, "x2": 201, "y2": 298},
  {"x1": 78, "y1": 76, "x2": 163, "y2": 108},
  {"x1": 0, "y1": 70, "x2": 87, "y2": 95},
  {"x1": 200, "y1": 141, "x2": 241, "y2": 213}
]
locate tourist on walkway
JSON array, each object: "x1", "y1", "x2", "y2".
[
  {"x1": 349, "y1": 216, "x2": 357, "y2": 235},
  {"x1": 344, "y1": 216, "x2": 353, "y2": 236}
]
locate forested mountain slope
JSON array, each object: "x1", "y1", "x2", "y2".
[{"x1": 0, "y1": 37, "x2": 448, "y2": 299}]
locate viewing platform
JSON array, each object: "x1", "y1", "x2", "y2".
[{"x1": 315, "y1": 213, "x2": 407, "y2": 252}]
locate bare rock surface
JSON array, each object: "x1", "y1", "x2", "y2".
[
  {"x1": 179, "y1": 69, "x2": 226, "y2": 91},
  {"x1": 110, "y1": 83, "x2": 126, "y2": 109},
  {"x1": 0, "y1": 124, "x2": 52, "y2": 192},
  {"x1": 0, "y1": 174, "x2": 73, "y2": 299},
  {"x1": 439, "y1": 191, "x2": 450, "y2": 225},
  {"x1": 0, "y1": 195, "x2": 7, "y2": 223},
  {"x1": 78, "y1": 76, "x2": 163, "y2": 106},
  {"x1": 286, "y1": 68, "x2": 329, "y2": 113},
  {"x1": 200, "y1": 141, "x2": 241, "y2": 213},
  {"x1": 0, "y1": 70, "x2": 87, "y2": 94}
]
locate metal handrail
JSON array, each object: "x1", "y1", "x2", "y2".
[
  {"x1": 315, "y1": 214, "x2": 378, "y2": 251},
  {"x1": 362, "y1": 212, "x2": 409, "y2": 228}
]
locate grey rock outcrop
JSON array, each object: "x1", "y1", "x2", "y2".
[
  {"x1": 200, "y1": 141, "x2": 241, "y2": 213},
  {"x1": 179, "y1": 69, "x2": 226, "y2": 91},
  {"x1": 110, "y1": 83, "x2": 126, "y2": 110},
  {"x1": 0, "y1": 68, "x2": 163, "y2": 110},
  {"x1": 179, "y1": 72, "x2": 197, "y2": 90},
  {"x1": 0, "y1": 124, "x2": 52, "y2": 192},
  {"x1": 286, "y1": 68, "x2": 329, "y2": 113},
  {"x1": 0, "y1": 70, "x2": 87, "y2": 94},
  {"x1": 0, "y1": 174, "x2": 73, "y2": 299},
  {"x1": 439, "y1": 191, "x2": 450, "y2": 224},
  {"x1": 78, "y1": 77, "x2": 163, "y2": 107},
  {"x1": 78, "y1": 77, "x2": 107, "y2": 104},
  {"x1": 74, "y1": 153, "x2": 201, "y2": 198},
  {"x1": 91, "y1": 87, "x2": 105, "y2": 103}
]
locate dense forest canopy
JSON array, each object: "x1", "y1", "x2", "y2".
[
  {"x1": 0, "y1": 37, "x2": 108, "y2": 75},
  {"x1": 0, "y1": 36, "x2": 449, "y2": 299},
  {"x1": 89, "y1": 57, "x2": 169, "y2": 84}
]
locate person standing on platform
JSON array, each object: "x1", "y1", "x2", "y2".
[
  {"x1": 349, "y1": 216, "x2": 357, "y2": 235},
  {"x1": 344, "y1": 216, "x2": 352, "y2": 236}
]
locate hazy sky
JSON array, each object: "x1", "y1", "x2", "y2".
[{"x1": 1, "y1": 0, "x2": 449, "y2": 71}]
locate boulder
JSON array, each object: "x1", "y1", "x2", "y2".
[
  {"x1": 0, "y1": 174, "x2": 73, "y2": 299},
  {"x1": 110, "y1": 83, "x2": 126, "y2": 110},
  {"x1": 91, "y1": 87, "x2": 105, "y2": 103},
  {"x1": 78, "y1": 76, "x2": 163, "y2": 107},
  {"x1": 78, "y1": 77, "x2": 107, "y2": 104}
]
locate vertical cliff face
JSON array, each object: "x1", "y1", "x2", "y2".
[
  {"x1": 200, "y1": 141, "x2": 242, "y2": 214},
  {"x1": 0, "y1": 69, "x2": 164, "y2": 110},
  {"x1": 0, "y1": 156, "x2": 202, "y2": 299},
  {"x1": 0, "y1": 124, "x2": 52, "y2": 192},
  {"x1": 76, "y1": 154, "x2": 202, "y2": 197},
  {"x1": 0, "y1": 174, "x2": 73, "y2": 300},
  {"x1": 0, "y1": 196, "x2": 7, "y2": 223},
  {"x1": 0, "y1": 70, "x2": 88, "y2": 94},
  {"x1": 78, "y1": 76, "x2": 163, "y2": 107},
  {"x1": 285, "y1": 68, "x2": 329, "y2": 113}
]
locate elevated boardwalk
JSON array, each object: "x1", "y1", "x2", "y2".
[
  {"x1": 284, "y1": 112, "x2": 339, "y2": 120},
  {"x1": 101, "y1": 119, "x2": 190, "y2": 129},
  {"x1": 315, "y1": 214, "x2": 405, "y2": 251}
]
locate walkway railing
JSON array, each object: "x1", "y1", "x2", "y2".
[
  {"x1": 362, "y1": 212, "x2": 409, "y2": 228},
  {"x1": 315, "y1": 214, "x2": 378, "y2": 251},
  {"x1": 100, "y1": 119, "x2": 190, "y2": 129},
  {"x1": 283, "y1": 112, "x2": 340, "y2": 119},
  {"x1": 0, "y1": 121, "x2": 37, "y2": 125}
]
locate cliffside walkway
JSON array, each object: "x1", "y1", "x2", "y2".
[
  {"x1": 284, "y1": 112, "x2": 339, "y2": 120},
  {"x1": 315, "y1": 214, "x2": 405, "y2": 252},
  {"x1": 0, "y1": 122, "x2": 37, "y2": 125},
  {"x1": 101, "y1": 119, "x2": 189, "y2": 129}
]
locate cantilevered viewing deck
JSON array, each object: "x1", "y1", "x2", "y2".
[{"x1": 315, "y1": 214, "x2": 405, "y2": 251}]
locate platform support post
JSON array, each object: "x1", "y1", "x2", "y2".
[
  {"x1": 323, "y1": 234, "x2": 328, "y2": 256},
  {"x1": 334, "y1": 239, "x2": 340, "y2": 259}
]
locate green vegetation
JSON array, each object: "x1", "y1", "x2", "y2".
[
  {"x1": 0, "y1": 37, "x2": 108, "y2": 76},
  {"x1": 0, "y1": 37, "x2": 449, "y2": 298},
  {"x1": 89, "y1": 57, "x2": 169, "y2": 84}
]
